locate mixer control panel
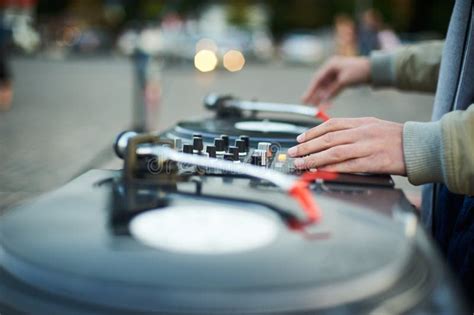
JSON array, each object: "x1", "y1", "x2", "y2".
[{"x1": 177, "y1": 134, "x2": 299, "y2": 174}]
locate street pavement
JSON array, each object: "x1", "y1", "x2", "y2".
[{"x1": 0, "y1": 57, "x2": 435, "y2": 213}]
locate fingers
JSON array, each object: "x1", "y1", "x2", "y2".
[
  {"x1": 293, "y1": 143, "x2": 370, "y2": 170},
  {"x1": 318, "y1": 157, "x2": 372, "y2": 173},
  {"x1": 296, "y1": 117, "x2": 369, "y2": 143},
  {"x1": 301, "y1": 64, "x2": 330, "y2": 103},
  {"x1": 302, "y1": 63, "x2": 338, "y2": 105},
  {"x1": 307, "y1": 78, "x2": 342, "y2": 106},
  {"x1": 288, "y1": 129, "x2": 356, "y2": 157},
  {"x1": 318, "y1": 154, "x2": 387, "y2": 174}
]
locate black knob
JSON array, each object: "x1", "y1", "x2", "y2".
[
  {"x1": 183, "y1": 144, "x2": 194, "y2": 154},
  {"x1": 193, "y1": 136, "x2": 203, "y2": 151},
  {"x1": 214, "y1": 138, "x2": 225, "y2": 151},
  {"x1": 228, "y1": 146, "x2": 239, "y2": 160},
  {"x1": 239, "y1": 135, "x2": 250, "y2": 150},
  {"x1": 220, "y1": 134, "x2": 229, "y2": 149},
  {"x1": 223, "y1": 153, "x2": 235, "y2": 161},
  {"x1": 193, "y1": 133, "x2": 202, "y2": 138},
  {"x1": 206, "y1": 145, "x2": 217, "y2": 158},
  {"x1": 235, "y1": 139, "x2": 246, "y2": 152},
  {"x1": 251, "y1": 154, "x2": 262, "y2": 166}
]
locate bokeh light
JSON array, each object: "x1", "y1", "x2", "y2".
[
  {"x1": 223, "y1": 50, "x2": 245, "y2": 72},
  {"x1": 194, "y1": 49, "x2": 218, "y2": 72}
]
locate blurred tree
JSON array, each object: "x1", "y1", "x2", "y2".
[
  {"x1": 138, "y1": 0, "x2": 163, "y2": 21},
  {"x1": 68, "y1": 0, "x2": 104, "y2": 24},
  {"x1": 37, "y1": 0, "x2": 68, "y2": 16},
  {"x1": 228, "y1": 0, "x2": 251, "y2": 27},
  {"x1": 268, "y1": 0, "x2": 355, "y2": 40},
  {"x1": 35, "y1": 0, "x2": 452, "y2": 40},
  {"x1": 407, "y1": 0, "x2": 453, "y2": 34}
]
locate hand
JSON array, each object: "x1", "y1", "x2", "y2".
[
  {"x1": 287, "y1": 117, "x2": 406, "y2": 175},
  {"x1": 302, "y1": 56, "x2": 371, "y2": 105}
]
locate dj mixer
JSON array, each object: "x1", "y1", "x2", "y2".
[
  {"x1": 115, "y1": 94, "x2": 393, "y2": 186},
  {"x1": 0, "y1": 94, "x2": 468, "y2": 314}
]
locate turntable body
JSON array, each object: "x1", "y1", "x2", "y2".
[
  {"x1": 0, "y1": 170, "x2": 466, "y2": 314},
  {"x1": 0, "y1": 95, "x2": 468, "y2": 314}
]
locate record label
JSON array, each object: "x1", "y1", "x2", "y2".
[
  {"x1": 234, "y1": 120, "x2": 307, "y2": 134},
  {"x1": 129, "y1": 205, "x2": 279, "y2": 255}
]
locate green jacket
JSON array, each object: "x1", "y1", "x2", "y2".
[{"x1": 370, "y1": 41, "x2": 474, "y2": 195}]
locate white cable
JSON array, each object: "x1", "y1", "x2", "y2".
[{"x1": 136, "y1": 146, "x2": 296, "y2": 191}]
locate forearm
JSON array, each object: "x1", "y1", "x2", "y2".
[
  {"x1": 370, "y1": 41, "x2": 444, "y2": 93},
  {"x1": 403, "y1": 105, "x2": 474, "y2": 195}
]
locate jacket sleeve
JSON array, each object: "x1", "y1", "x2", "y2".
[
  {"x1": 370, "y1": 41, "x2": 444, "y2": 93},
  {"x1": 403, "y1": 104, "x2": 474, "y2": 195}
]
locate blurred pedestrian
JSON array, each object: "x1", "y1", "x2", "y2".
[
  {"x1": 0, "y1": 33, "x2": 12, "y2": 111},
  {"x1": 132, "y1": 24, "x2": 162, "y2": 132},
  {"x1": 358, "y1": 9, "x2": 400, "y2": 55},
  {"x1": 334, "y1": 14, "x2": 357, "y2": 56},
  {"x1": 0, "y1": 0, "x2": 38, "y2": 111},
  {"x1": 0, "y1": 6, "x2": 12, "y2": 111}
]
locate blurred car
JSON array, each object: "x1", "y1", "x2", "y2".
[{"x1": 280, "y1": 31, "x2": 333, "y2": 65}]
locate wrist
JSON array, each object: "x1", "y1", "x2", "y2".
[
  {"x1": 359, "y1": 57, "x2": 371, "y2": 84},
  {"x1": 403, "y1": 121, "x2": 444, "y2": 185},
  {"x1": 370, "y1": 51, "x2": 397, "y2": 87}
]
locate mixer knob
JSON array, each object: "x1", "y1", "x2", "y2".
[
  {"x1": 228, "y1": 146, "x2": 239, "y2": 160},
  {"x1": 223, "y1": 153, "x2": 235, "y2": 161},
  {"x1": 257, "y1": 142, "x2": 272, "y2": 157},
  {"x1": 214, "y1": 138, "x2": 225, "y2": 153},
  {"x1": 206, "y1": 145, "x2": 217, "y2": 158},
  {"x1": 182, "y1": 144, "x2": 194, "y2": 154},
  {"x1": 220, "y1": 134, "x2": 229, "y2": 149},
  {"x1": 193, "y1": 133, "x2": 202, "y2": 138},
  {"x1": 235, "y1": 139, "x2": 247, "y2": 154},
  {"x1": 251, "y1": 154, "x2": 262, "y2": 166},
  {"x1": 254, "y1": 149, "x2": 267, "y2": 166},
  {"x1": 193, "y1": 136, "x2": 204, "y2": 152},
  {"x1": 239, "y1": 135, "x2": 250, "y2": 151}
]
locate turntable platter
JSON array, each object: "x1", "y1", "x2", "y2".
[{"x1": 0, "y1": 170, "x2": 426, "y2": 314}]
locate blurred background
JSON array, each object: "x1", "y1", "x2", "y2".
[{"x1": 0, "y1": 0, "x2": 453, "y2": 212}]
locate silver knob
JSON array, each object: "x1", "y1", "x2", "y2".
[
  {"x1": 257, "y1": 142, "x2": 272, "y2": 157},
  {"x1": 254, "y1": 149, "x2": 267, "y2": 166}
]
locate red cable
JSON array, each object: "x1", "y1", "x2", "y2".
[
  {"x1": 288, "y1": 170, "x2": 338, "y2": 225},
  {"x1": 289, "y1": 181, "x2": 321, "y2": 223},
  {"x1": 316, "y1": 111, "x2": 330, "y2": 122}
]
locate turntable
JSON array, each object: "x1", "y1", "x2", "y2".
[
  {"x1": 163, "y1": 93, "x2": 330, "y2": 147},
  {"x1": 0, "y1": 94, "x2": 468, "y2": 314}
]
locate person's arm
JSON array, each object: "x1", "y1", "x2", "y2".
[
  {"x1": 302, "y1": 41, "x2": 444, "y2": 105},
  {"x1": 371, "y1": 40, "x2": 444, "y2": 93},
  {"x1": 404, "y1": 104, "x2": 474, "y2": 195}
]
